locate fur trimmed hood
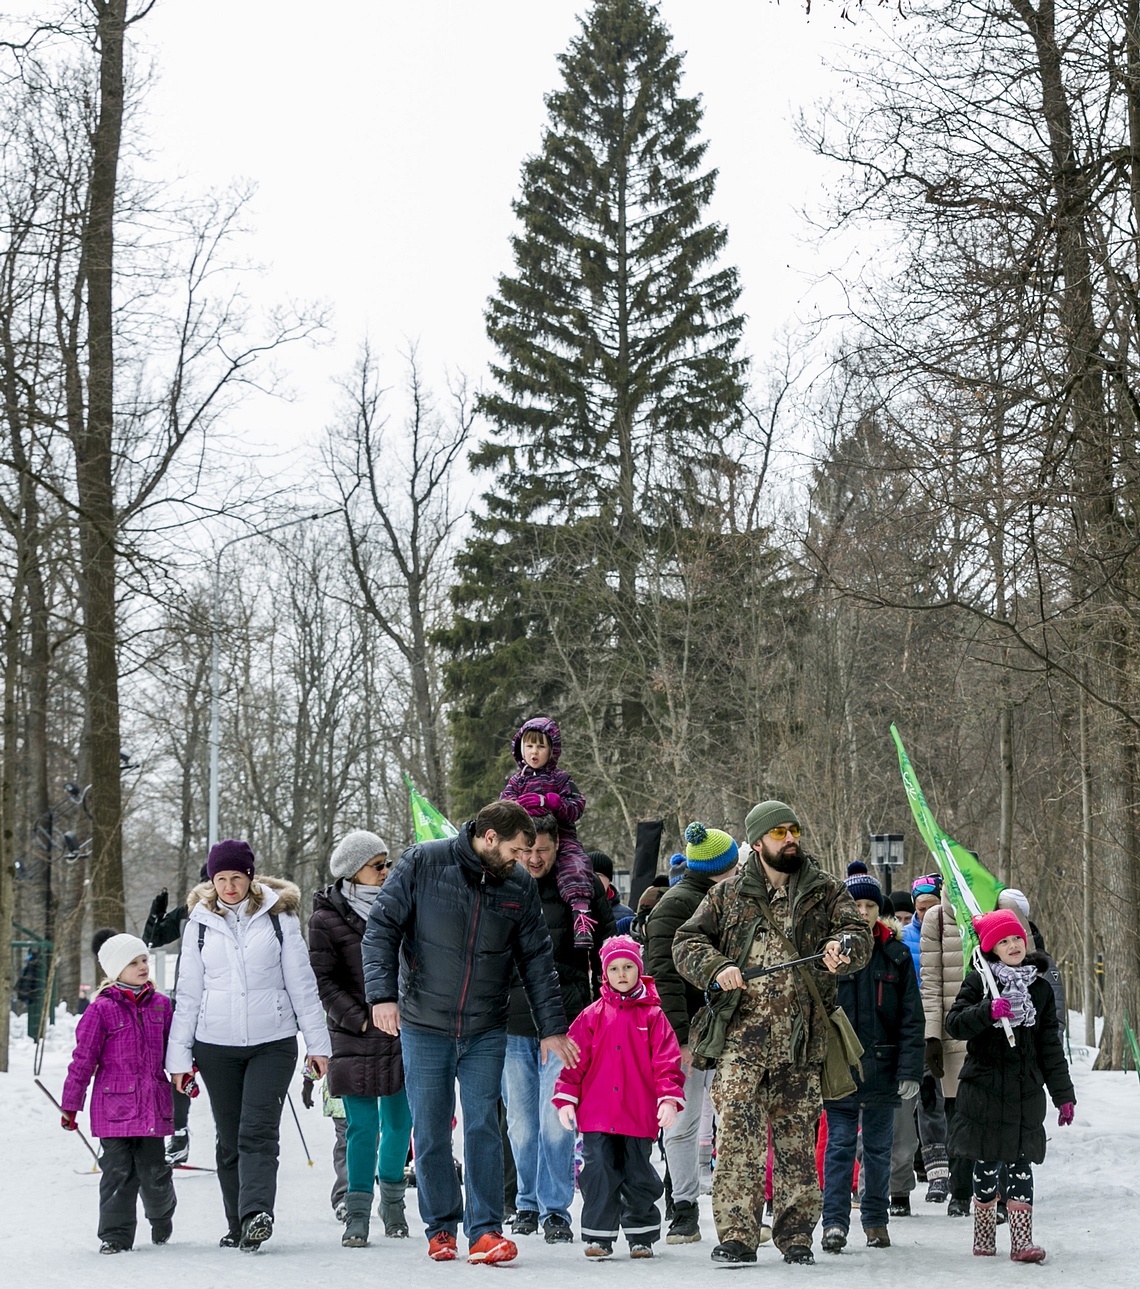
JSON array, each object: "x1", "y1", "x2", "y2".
[{"x1": 187, "y1": 874, "x2": 301, "y2": 918}]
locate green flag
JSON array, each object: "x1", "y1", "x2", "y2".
[
  {"x1": 405, "y1": 775, "x2": 458, "y2": 843},
  {"x1": 890, "y1": 724, "x2": 1005, "y2": 962}
]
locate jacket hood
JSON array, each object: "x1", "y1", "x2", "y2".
[
  {"x1": 600, "y1": 974, "x2": 663, "y2": 1008},
  {"x1": 873, "y1": 919, "x2": 900, "y2": 944},
  {"x1": 187, "y1": 874, "x2": 301, "y2": 918},
  {"x1": 512, "y1": 716, "x2": 562, "y2": 769}
]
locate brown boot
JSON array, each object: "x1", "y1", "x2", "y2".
[{"x1": 972, "y1": 1198, "x2": 997, "y2": 1256}]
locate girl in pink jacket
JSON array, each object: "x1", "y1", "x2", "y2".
[
  {"x1": 61, "y1": 934, "x2": 177, "y2": 1254},
  {"x1": 553, "y1": 935, "x2": 684, "y2": 1259}
]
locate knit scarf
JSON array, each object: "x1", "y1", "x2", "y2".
[
  {"x1": 991, "y1": 962, "x2": 1038, "y2": 1029},
  {"x1": 344, "y1": 881, "x2": 381, "y2": 923}
]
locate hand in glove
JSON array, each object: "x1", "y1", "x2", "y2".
[
  {"x1": 657, "y1": 1101, "x2": 679, "y2": 1129},
  {"x1": 516, "y1": 793, "x2": 544, "y2": 813},
  {"x1": 925, "y1": 1036, "x2": 945, "y2": 1080},
  {"x1": 301, "y1": 1075, "x2": 315, "y2": 1110},
  {"x1": 990, "y1": 997, "x2": 1013, "y2": 1021},
  {"x1": 544, "y1": 792, "x2": 563, "y2": 813},
  {"x1": 61, "y1": 1110, "x2": 77, "y2": 1131},
  {"x1": 148, "y1": 889, "x2": 169, "y2": 922},
  {"x1": 1057, "y1": 1102, "x2": 1075, "y2": 1127},
  {"x1": 556, "y1": 1104, "x2": 577, "y2": 1132},
  {"x1": 898, "y1": 1079, "x2": 921, "y2": 1100}
]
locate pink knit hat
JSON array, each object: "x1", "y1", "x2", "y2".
[
  {"x1": 600, "y1": 934, "x2": 643, "y2": 974},
  {"x1": 974, "y1": 910, "x2": 1027, "y2": 954}
]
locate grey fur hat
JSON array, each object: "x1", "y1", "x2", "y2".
[{"x1": 330, "y1": 829, "x2": 389, "y2": 881}]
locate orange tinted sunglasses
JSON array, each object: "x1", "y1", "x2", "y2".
[{"x1": 767, "y1": 825, "x2": 801, "y2": 841}]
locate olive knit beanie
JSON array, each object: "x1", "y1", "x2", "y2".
[{"x1": 744, "y1": 800, "x2": 801, "y2": 845}]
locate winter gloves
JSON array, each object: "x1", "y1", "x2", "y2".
[
  {"x1": 1058, "y1": 1102, "x2": 1075, "y2": 1126},
  {"x1": 516, "y1": 791, "x2": 563, "y2": 815},
  {"x1": 301, "y1": 1073, "x2": 315, "y2": 1110},
  {"x1": 148, "y1": 889, "x2": 169, "y2": 923},
  {"x1": 925, "y1": 1036, "x2": 945, "y2": 1079},
  {"x1": 990, "y1": 997, "x2": 1013, "y2": 1021},
  {"x1": 60, "y1": 1110, "x2": 77, "y2": 1130},
  {"x1": 898, "y1": 1079, "x2": 921, "y2": 1100}
]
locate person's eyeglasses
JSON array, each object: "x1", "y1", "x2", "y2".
[
  {"x1": 367, "y1": 859, "x2": 392, "y2": 872},
  {"x1": 767, "y1": 825, "x2": 801, "y2": 841}
]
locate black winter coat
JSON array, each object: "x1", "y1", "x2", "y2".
[
  {"x1": 506, "y1": 872, "x2": 615, "y2": 1036},
  {"x1": 308, "y1": 882, "x2": 405, "y2": 1099},
  {"x1": 645, "y1": 870, "x2": 717, "y2": 1044},
  {"x1": 361, "y1": 824, "x2": 567, "y2": 1041},
  {"x1": 828, "y1": 920, "x2": 924, "y2": 1105},
  {"x1": 945, "y1": 955, "x2": 1074, "y2": 1164}
]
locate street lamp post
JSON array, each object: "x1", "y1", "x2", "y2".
[
  {"x1": 208, "y1": 514, "x2": 331, "y2": 847},
  {"x1": 869, "y1": 832, "x2": 905, "y2": 899}
]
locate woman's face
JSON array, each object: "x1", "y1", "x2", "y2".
[
  {"x1": 993, "y1": 934, "x2": 1026, "y2": 966},
  {"x1": 213, "y1": 870, "x2": 251, "y2": 905},
  {"x1": 353, "y1": 854, "x2": 391, "y2": 887}
]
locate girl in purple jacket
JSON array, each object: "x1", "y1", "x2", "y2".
[
  {"x1": 553, "y1": 935, "x2": 684, "y2": 1259},
  {"x1": 61, "y1": 933, "x2": 176, "y2": 1254}
]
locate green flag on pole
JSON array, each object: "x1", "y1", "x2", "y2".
[
  {"x1": 405, "y1": 775, "x2": 458, "y2": 843},
  {"x1": 889, "y1": 724, "x2": 1005, "y2": 963}
]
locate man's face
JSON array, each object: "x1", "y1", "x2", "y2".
[
  {"x1": 523, "y1": 830, "x2": 558, "y2": 880},
  {"x1": 753, "y1": 822, "x2": 803, "y2": 873},
  {"x1": 895, "y1": 909, "x2": 913, "y2": 927},
  {"x1": 522, "y1": 738, "x2": 551, "y2": 770},
  {"x1": 478, "y1": 829, "x2": 532, "y2": 877}
]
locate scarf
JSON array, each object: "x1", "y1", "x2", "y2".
[
  {"x1": 991, "y1": 961, "x2": 1038, "y2": 1029},
  {"x1": 344, "y1": 881, "x2": 382, "y2": 923}
]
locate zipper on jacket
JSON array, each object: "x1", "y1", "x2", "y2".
[{"x1": 455, "y1": 872, "x2": 484, "y2": 1040}]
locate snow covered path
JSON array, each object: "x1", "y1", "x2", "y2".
[{"x1": 3, "y1": 1016, "x2": 1135, "y2": 1288}]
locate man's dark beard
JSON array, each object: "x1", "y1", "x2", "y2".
[
  {"x1": 480, "y1": 840, "x2": 516, "y2": 878},
  {"x1": 765, "y1": 844, "x2": 804, "y2": 874}
]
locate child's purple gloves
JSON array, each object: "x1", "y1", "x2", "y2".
[
  {"x1": 990, "y1": 997, "x2": 1013, "y2": 1021},
  {"x1": 544, "y1": 792, "x2": 563, "y2": 812},
  {"x1": 1058, "y1": 1102, "x2": 1075, "y2": 1126},
  {"x1": 516, "y1": 793, "x2": 544, "y2": 812}
]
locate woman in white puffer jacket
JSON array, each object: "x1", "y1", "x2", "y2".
[{"x1": 167, "y1": 839, "x2": 331, "y2": 1251}]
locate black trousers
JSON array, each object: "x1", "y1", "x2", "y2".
[
  {"x1": 943, "y1": 1096, "x2": 974, "y2": 1202},
  {"x1": 97, "y1": 1136, "x2": 176, "y2": 1247},
  {"x1": 578, "y1": 1132, "x2": 663, "y2": 1246},
  {"x1": 194, "y1": 1037, "x2": 297, "y2": 1224}
]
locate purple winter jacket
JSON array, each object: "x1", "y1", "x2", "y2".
[
  {"x1": 61, "y1": 983, "x2": 174, "y2": 1138},
  {"x1": 501, "y1": 716, "x2": 586, "y2": 838}
]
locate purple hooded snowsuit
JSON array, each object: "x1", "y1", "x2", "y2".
[
  {"x1": 501, "y1": 716, "x2": 595, "y2": 919},
  {"x1": 62, "y1": 982, "x2": 174, "y2": 1138}
]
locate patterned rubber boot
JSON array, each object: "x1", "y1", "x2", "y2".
[
  {"x1": 972, "y1": 1198, "x2": 997, "y2": 1256},
  {"x1": 1007, "y1": 1202, "x2": 1046, "y2": 1263}
]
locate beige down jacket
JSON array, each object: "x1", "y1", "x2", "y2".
[{"x1": 919, "y1": 894, "x2": 967, "y2": 1097}]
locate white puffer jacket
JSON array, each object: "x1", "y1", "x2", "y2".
[
  {"x1": 919, "y1": 895, "x2": 967, "y2": 1097},
  {"x1": 166, "y1": 877, "x2": 331, "y2": 1073}
]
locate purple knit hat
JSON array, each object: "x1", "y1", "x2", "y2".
[
  {"x1": 600, "y1": 934, "x2": 643, "y2": 975},
  {"x1": 207, "y1": 838, "x2": 256, "y2": 880}
]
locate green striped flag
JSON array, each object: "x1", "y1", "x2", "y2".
[
  {"x1": 405, "y1": 775, "x2": 458, "y2": 843},
  {"x1": 890, "y1": 724, "x2": 1005, "y2": 962}
]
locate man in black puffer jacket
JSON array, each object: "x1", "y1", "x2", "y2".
[{"x1": 362, "y1": 800, "x2": 575, "y2": 1266}]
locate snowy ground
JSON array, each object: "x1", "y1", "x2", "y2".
[{"x1": 3, "y1": 1012, "x2": 1137, "y2": 1288}]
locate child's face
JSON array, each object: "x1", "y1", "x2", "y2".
[
  {"x1": 522, "y1": 736, "x2": 551, "y2": 769},
  {"x1": 993, "y1": 934, "x2": 1026, "y2": 965},
  {"x1": 606, "y1": 957, "x2": 639, "y2": 993},
  {"x1": 855, "y1": 898, "x2": 880, "y2": 930},
  {"x1": 117, "y1": 953, "x2": 150, "y2": 987}
]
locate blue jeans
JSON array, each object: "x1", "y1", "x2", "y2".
[
  {"x1": 400, "y1": 1023, "x2": 507, "y2": 1243},
  {"x1": 501, "y1": 1034, "x2": 573, "y2": 1223},
  {"x1": 822, "y1": 1100, "x2": 895, "y2": 1232}
]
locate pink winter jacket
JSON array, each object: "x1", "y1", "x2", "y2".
[
  {"x1": 61, "y1": 983, "x2": 174, "y2": 1138},
  {"x1": 552, "y1": 976, "x2": 684, "y2": 1138}
]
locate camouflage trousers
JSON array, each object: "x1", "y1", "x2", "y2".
[{"x1": 710, "y1": 1056, "x2": 822, "y2": 1252}]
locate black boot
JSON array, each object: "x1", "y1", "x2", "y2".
[
  {"x1": 666, "y1": 1200, "x2": 701, "y2": 1244},
  {"x1": 342, "y1": 1192, "x2": 371, "y2": 1248},
  {"x1": 378, "y1": 1180, "x2": 409, "y2": 1238}
]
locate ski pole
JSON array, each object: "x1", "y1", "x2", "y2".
[
  {"x1": 706, "y1": 934, "x2": 854, "y2": 994},
  {"x1": 35, "y1": 1078, "x2": 100, "y2": 1170},
  {"x1": 285, "y1": 1092, "x2": 313, "y2": 1166}
]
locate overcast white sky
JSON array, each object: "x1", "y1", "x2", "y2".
[{"x1": 118, "y1": 2, "x2": 886, "y2": 473}]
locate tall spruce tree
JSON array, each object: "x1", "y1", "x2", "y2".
[{"x1": 443, "y1": 0, "x2": 749, "y2": 822}]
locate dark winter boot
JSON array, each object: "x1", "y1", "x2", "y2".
[
  {"x1": 1007, "y1": 1201, "x2": 1046, "y2": 1262},
  {"x1": 342, "y1": 1192, "x2": 371, "y2": 1248},
  {"x1": 378, "y1": 1180, "x2": 409, "y2": 1238},
  {"x1": 972, "y1": 1198, "x2": 997, "y2": 1256},
  {"x1": 923, "y1": 1144, "x2": 950, "y2": 1202},
  {"x1": 666, "y1": 1200, "x2": 701, "y2": 1244}
]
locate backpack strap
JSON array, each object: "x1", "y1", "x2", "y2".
[
  {"x1": 269, "y1": 912, "x2": 283, "y2": 945},
  {"x1": 198, "y1": 922, "x2": 206, "y2": 952}
]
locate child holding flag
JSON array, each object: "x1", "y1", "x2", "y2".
[{"x1": 945, "y1": 910, "x2": 1074, "y2": 1263}]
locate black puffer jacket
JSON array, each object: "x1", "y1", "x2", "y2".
[
  {"x1": 828, "y1": 920, "x2": 924, "y2": 1105},
  {"x1": 308, "y1": 882, "x2": 404, "y2": 1099},
  {"x1": 645, "y1": 869, "x2": 717, "y2": 1044},
  {"x1": 362, "y1": 823, "x2": 566, "y2": 1041},
  {"x1": 945, "y1": 955, "x2": 1074, "y2": 1164},
  {"x1": 506, "y1": 871, "x2": 615, "y2": 1037}
]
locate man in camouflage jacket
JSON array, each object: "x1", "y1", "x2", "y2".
[{"x1": 673, "y1": 801, "x2": 871, "y2": 1265}]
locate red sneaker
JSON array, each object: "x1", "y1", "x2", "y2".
[
  {"x1": 467, "y1": 1232, "x2": 518, "y2": 1264},
  {"x1": 428, "y1": 1230, "x2": 458, "y2": 1261}
]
